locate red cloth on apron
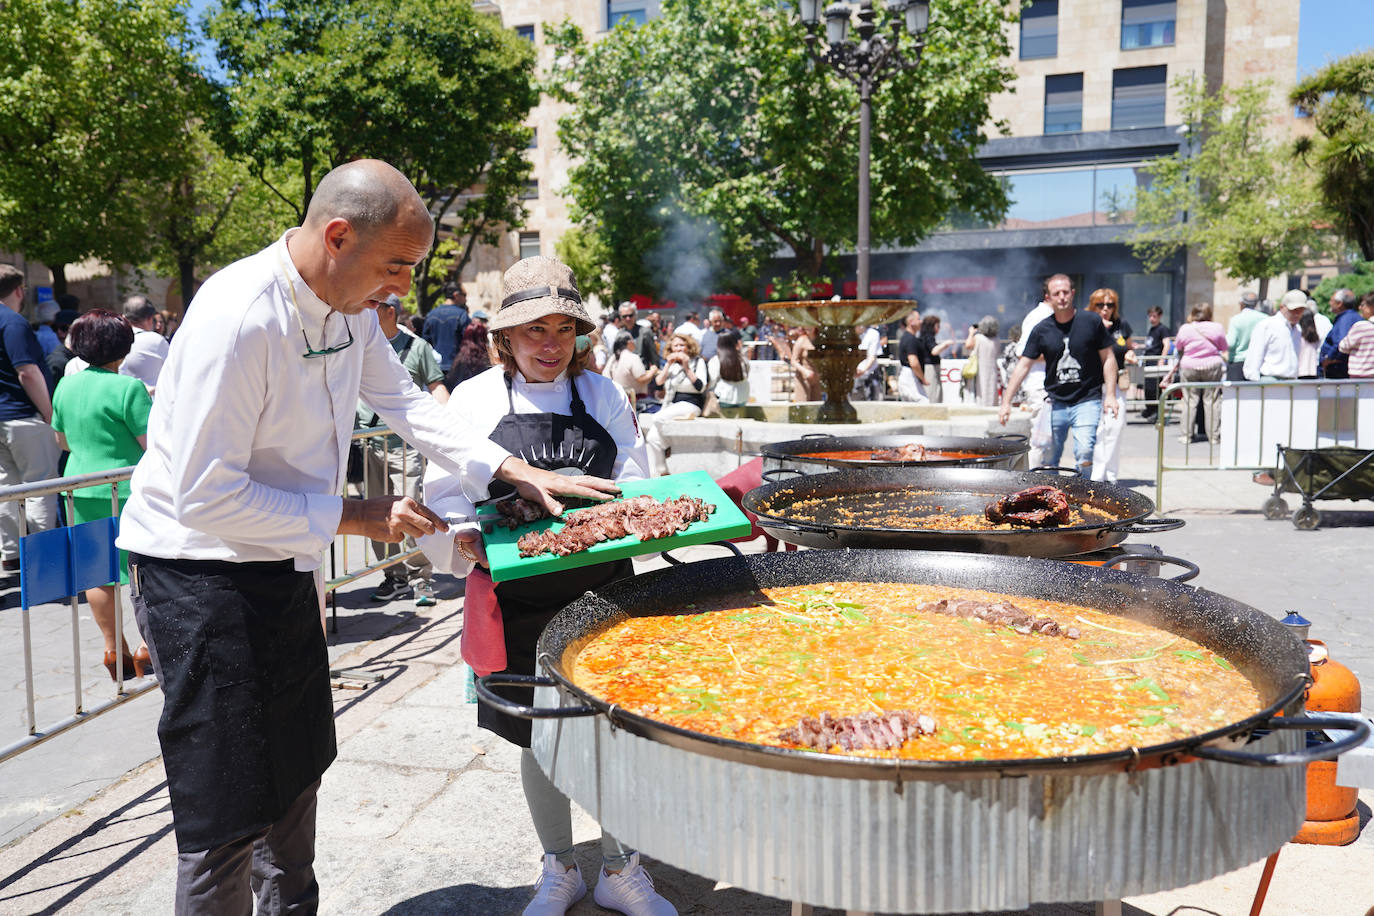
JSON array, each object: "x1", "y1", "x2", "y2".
[{"x1": 461, "y1": 567, "x2": 506, "y2": 676}]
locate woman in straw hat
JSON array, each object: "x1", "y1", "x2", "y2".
[{"x1": 417, "y1": 257, "x2": 675, "y2": 916}]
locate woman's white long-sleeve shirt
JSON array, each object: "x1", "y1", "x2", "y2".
[
  {"x1": 116, "y1": 232, "x2": 509, "y2": 571},
  {"x1": 659, "y1": 357, "x2": 708, "y2": 398},
  {"x1": 417, "y1": 366, "x2": 649, "y2": 576}
]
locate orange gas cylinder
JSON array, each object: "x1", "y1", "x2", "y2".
[{"x1": 1285, "y1": 612, "x2": 1363, "y2": 845}]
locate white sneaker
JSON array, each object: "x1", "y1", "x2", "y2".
[
  {"x1": 522, "y1": 854, "x2": 586, "y2": 916},
  {"x1": 593, "y1": 852, "x2": 677, "y2": 916}
]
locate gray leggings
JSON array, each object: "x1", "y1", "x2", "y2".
[{"x1": 521, "y1": 749, "x2": 631, "y2": 870}]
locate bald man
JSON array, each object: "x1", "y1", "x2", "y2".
[{"x1": 117, "y1": 159, "x2": 618, "y2": 913}]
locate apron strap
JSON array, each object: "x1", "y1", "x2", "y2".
[{"x1": 504, "y1": 371, "x2": 588, "y2": 417}]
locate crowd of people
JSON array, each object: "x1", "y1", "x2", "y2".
[{"x1": 0, "y1": 271, "x2": 181, "y2": 681}]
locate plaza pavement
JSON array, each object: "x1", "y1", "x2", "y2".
[{"x1": 1, "y1": 414, "x2": 1372, "y2": 915}]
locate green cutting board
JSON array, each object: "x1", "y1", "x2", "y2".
[{"x1": 481, "y1": 470, "x2": 753, "y2": 583}]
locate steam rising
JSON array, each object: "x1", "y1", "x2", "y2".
[{"x1": 646, "y1": 210, "x2": 724, "y2": 306}]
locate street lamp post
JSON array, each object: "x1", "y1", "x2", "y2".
[{"x1": 798, "y1": 0, "x2": 930, "y2": 299}]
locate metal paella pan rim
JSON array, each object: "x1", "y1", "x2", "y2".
[
  {"x1": 740, "y1": 466, "x2": 1179, "y2": 557},
  {"x1": 749, "y1": 467, "x2": 1148, "y2": 529},
  {"x1": 759, "y1": 433, "x2": 1031, "y2": 471},
  {"x1": 534, "y1": 549, "x2": 1309, "y2": 781}
]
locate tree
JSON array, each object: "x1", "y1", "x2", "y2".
[
  {"x1": 548, "y1": 0, "x2": 1017, "y2": 302},
  {"x1": 1127, "y1": 77, "x2": 1326, "y2": 302},
  {"x1": 206, "y1": 0, "x2": 538, "y2": 311},
  {"x1": 0, "y1": 0, "x2": 196, "y2": 295},
  {"x1": 138, "y1": 126, "x2": 300, "y2": 310},
  {"x1": 1312, "y1": 262, "x2": 1374, "y2": 316},
  {"x1": 1291, "y1": 51, "x2": 1374, "y2": 262}
]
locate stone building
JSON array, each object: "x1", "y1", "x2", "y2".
[{"x1": 474, "y1": 0, "x2": 1318, "y2": 332}]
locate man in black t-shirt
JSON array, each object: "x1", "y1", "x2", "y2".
[
  {"x1": 1140, "y1": 305, "x2": 1172, "y2": 420},
  {"x1": 895, "y1": 308, "x2": 929, "y2": 401},
  {"x1": 998, "y1": 274, "x2": 1118, "y2": 476}
]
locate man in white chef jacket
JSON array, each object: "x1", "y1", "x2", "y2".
[{"x1": 117, "y1": 158, "x2": 617, "y2": 914}]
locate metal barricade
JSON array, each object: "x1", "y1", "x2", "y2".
[
  {"x1": 0, "y1": 469, "x2": 156, "y2": 764},
  {"x1": 325, "y1": 425, "x2": 430, "y2": 629},
  {"x1": 1, "y1": 425, "x2": 426, "y2": 763},
  {"x1": 1125, "y1": 353, "x2": 1173, "y2": 412},
  {"x1": 1154, "y1": 378, "x2": 1374, "y2": 511}
]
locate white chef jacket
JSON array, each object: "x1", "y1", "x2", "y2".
[
  {"x1": 417, "y1": 365, "x2": 649, "y2": 577},
  {"x1": 117, "y1": 231, "x2": 509, "y2": 571},
  {"x1": 120, "y1": 328, "x2": 169, "y2": 387}
]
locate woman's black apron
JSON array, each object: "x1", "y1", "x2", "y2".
[{"x1": 478, "y1": 373, "x2": 629, "y2": 747}]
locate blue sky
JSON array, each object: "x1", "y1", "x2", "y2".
[{"x1": 1298, "y1": 0, "x2": 1374, "y2": 76}]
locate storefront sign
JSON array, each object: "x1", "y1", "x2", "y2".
[{"x1": 922, "y1": 276, "x2": 997, "y2": 294}]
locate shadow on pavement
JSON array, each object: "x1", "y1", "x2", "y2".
[
  {"x1": 0, "y1": 781, "x2": 173, "y2": 916},
  {"x1": 329, "y1": 610, "x2": 428, "y2": 646},
  {"x1": 378, "y1": 884, "x2": 533, "y2": 916}
]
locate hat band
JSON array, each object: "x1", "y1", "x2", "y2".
[{"x1": 500, "y1": 285, "x2": 582, "y2": 310}]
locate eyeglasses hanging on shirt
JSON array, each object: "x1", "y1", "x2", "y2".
[
  {"x1": 277, "y1": 251, "x2": 354, "y2": 358},
  {"x1": 300, "y1": 319, "x2": 353, "y2": 359}
]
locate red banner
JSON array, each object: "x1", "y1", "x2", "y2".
[{"x1": 921, "y1": 276, "x2": 997, "y2": 294}]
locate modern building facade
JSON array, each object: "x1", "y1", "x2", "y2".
[{"x1": 879, "y1": 0, "x2": 1303, "y2": 334}]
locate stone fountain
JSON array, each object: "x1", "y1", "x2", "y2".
[{"x1": 760, "y1": 299, "x2": 913, "y2": 423}]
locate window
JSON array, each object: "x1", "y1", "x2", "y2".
[
  {"x1": 1043, "y1": 74, "x2": 1083, "y2": 134},
  {"x1": 1122, "y1": 273, "x2": 1171, "y2": 331},
  {"x1": 519, "y1": 232, "x2": 541, "y2": 260},
  {"x1": 1001, "y1": 169, "x2": 1095, "y2": 229},
  {"x1": 1121, "y1": 0, "x2": 1175, "y2": 50},
  {"x1": 519, "y1": 180, "x2": 539, "y2": 200},
  {"x1": 528, "y1": 127, "x2": 538, "y2": 149},
  {"x1": 1020, "y1": 0, "x2": 1058, "y2": 59},
  {"x1": 608, "y1": 1, "x2": 647, "y2": 28},
  {"x1": 1095, "y1": 166, "x2": 1146, "y2": 224},
  {"x1": 515, "y1": 24, "x2": 535, "y2": 42},
  {"x1": 1112, "y1": 66, "x2": 1167, "y2": 129}
]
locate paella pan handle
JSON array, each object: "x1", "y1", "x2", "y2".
[
  {"x1": 1030, "y1": 465, "x2": 1080, "y2": 475},
  {"x1": 473, "y1": 673, "x2": 599, "y2": 719},
  {"x1": 1191, "y1": 714, "x2": 1371, "y2": 767},
  {"x1": 1101, "y1": 553, "x2": 1200, "y2": 583},
  {"x1": 661, "y1": 540, "x2": 745, "y2": 565},
  {"x1": 992, "y1": 432, "x2": 1029, "y2": 443},
  {"x1": 1110, "y1": 516, "x2": 1186, "y2": 534},
  {"x1": 800, "y1": 433, "x2": 835, "y2": 440},
  {"x1": 755, "y1": 517, "x2": 840, "y2": 541},
  {"x1": 761, "y1": 467, "x2": 806, "y2": 482}
]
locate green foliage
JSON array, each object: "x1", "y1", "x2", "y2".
[
  {"x1": 1311, "y1": 262, "x2": 1374, "y2": 311},
  {"x1": 1128, "y1": 77, "x2": 1327, "y2": 299},
  {"x1": 1291, "y1": 51, "x2": 1374, "y2": 262},
  {"x1": 206, "y1": 0, "x2": 538, "y2": 310},
  {"x1": 138, "y1": 125, "x2": 299, "y2": 306},
  {"x1": 550, "y1": 0, "x2": 1016, "y2": 301},
  {"x1": 556, "y1": 225, "x2": 616, "y2": 305},
  {"x1": 0, "y1": 0, "x2": 197, "y2": 292}
]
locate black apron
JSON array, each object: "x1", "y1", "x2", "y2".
[
  {"x1": 477, "y1": 373, "x2": 629, "y2": 747},
  {"x1": 130, "y1": 554, "x2": 336, "y2": 853}
]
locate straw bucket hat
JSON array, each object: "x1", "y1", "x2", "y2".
[{"x1": 491, "y1": 256, "x2": 595, "y2": 335}]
